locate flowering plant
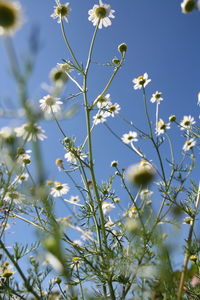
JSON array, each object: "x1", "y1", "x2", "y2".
[{"x1": 0, "y1": 1, "x2": 199, "y2": 299}]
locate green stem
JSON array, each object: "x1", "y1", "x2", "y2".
[
  {"x1": 177, "y1": 183, "x2": 200, "y2": 300},
  {"x1": 61, "y1": 20, "x2": 82, "y2": 72},
  {"x1": 0, "y1": 240, "x2": 41, "y2": 300}
]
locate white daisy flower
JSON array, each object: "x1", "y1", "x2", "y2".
[
  {"x1": 39, "y1": 95, "x2": 63, "y2": 114},
  {"x1": 0, "y1": 1, "x2": 23, "y2": 36},
  {"x1": 50, "y1": 182, "x2": 70, "y2": 197},
  {"x1": 93, "y1": 111, "x2": 107, "y2": 125},
  {"x1": 64, "y1": 195, "x2": 83, "y2": 207},
  {"x1": 95, "y1": 94, "x2": 112, "y2": 109},
  {"x1": 180, "y1": 115, "x2": 195, "y2": 130},
  {"x1": 121, "y1": 131, "x2": 138, "y2": 144},
  {"x1": 127, "y1": 206, "x2": 138, "y2": 218},
  {"x1": 102, "y1": 201, "x2": 115, "y2": 214},
  {"x1": 140, "y1": 189, "x2": 153, "y2": 201},
  {"x1": 107, "y1": 103, "x2": 121, "y2": 117},
  {"x1": 150, "y1": 91, "x2": 163, "y2": 104},
  {"x1": 156, "y1": 119, "x2": 170, "y2": 136},
  {"x1": 17, "y1": 150, "x2": 32, "y2": 165},
  {"x1": 57, "y1": 62, "x2": 73, "y2": 73},
  {"x1": 181, "y1": 0, "x2": 196, "y2": 13},
  {"x1": 64, "y1": 150, "x2": 87, "y2": 164},
  {"x1": 88, "y1": 1, "x2": 115, "y2": 29},
  {"x1": 183, "y1": 138, "x2": 196, "y2": 151},
  {"x1": 51, "y1": 0, "x2": 71, "y2": 23},
  {"x1": 133, "y1": 73, "x2": 151, "y2": 90},
  {"x1": 4, "y1": 190, "x2": 25, "y2": 205},
  {"x1": 14, "y1": 172, "x2": 29, "y2": 184},
  {"x1": 15, "y1": 123, "x2": 47, "y2": 142},
  {"x1": 0, "y1": 126, "x2": 15, "y2": 140}
]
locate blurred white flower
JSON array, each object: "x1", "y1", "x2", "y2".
[
  {"x1": 39, "y1": 95, "x2": 63, "y2": 114},
  {"x1": 140, "y1": 189, "x2": 153, "y2": 201},
  {"x1": 88, "y1": 1, "x2": 115, "y2": 29},
  {"x1": 0, "y1": 1, "x2": 23, "y2": 36},
  {"x1": 102, "y1": 201, "x2": 115, "y2": 214},
  {"x1": 15, "y1": 123, "x2": 47, "y2": 142}
]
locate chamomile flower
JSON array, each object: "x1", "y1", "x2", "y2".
[
  {"x1": 50, "y1": 68, "x2": 68, "y2": 84},
  {"x1": 156, "y1": 119, "x2": 170, "y2": 136},
  {"x1": 57, "y1": 62, "x2": 73, "y2": 73},
  {"x1": 121, "y1": 131, "x2": 138, "y2": 144},
  {"x1": 4, "y1": 190, "x2": 25, "y2": 205},
  {"x1": 183, "y1": 138, "x2": 196, "y2": 151},
  {"x1": 39, "y1": 95, "x2": 63, "y2": 114},
  {"x1": 15, "y1": 123, "x2": 47, "y2": 142},
  {"x1": 180, "y1": 115, "x2": 195, "y2": 130},
  {"x1": 181, "y1": 0, "x2": 196, "y2": 13},
  {"x1": 102, "y1": 201, "x2": 115, "y2": 214},
  {"x1": 17, "y1": 149, "x2": 32, "y2": 165},
  {"x1": 64, "y1": 150, "x2": 87, "y2": 164},
  {"x1": 88, "y1": 1, "x2": 115, "y2": 29},
  {"x1": 140, "y1": 189, "x2": 153, "y2": 201},
  {"x1": 93, "y1": 111, "x2": 107, "y2": 125},
  {"x1": 14, "y1": 172, "x2": 29, "y2": 184},
  {"x1": 107, "y1": 103, "x2": 121, "y2": 117},
  {"x1": 51, "y1": 0, "x2": 71, "y2": 23},
  {"x1": 0, "y1": 1, "x2": 22, "y2": 36},
  {"x1": 126, "y1": 160, "x2": 155, "y2": 187},
  {"x1": 50, "y1": 182, "x2": 70, "y2": 198},
  {"x1": 95, "y1": 94, "x2": 112, "y2": 109},
  {"x1": 133, "y1": 73, "x2": 151, "y2": 90},
  {"x1": 150, "y1": 91, "x2": 163, "y2": 104},
  {"x1": 0, "y1": 126, "x2": 15, "y2": 142}
]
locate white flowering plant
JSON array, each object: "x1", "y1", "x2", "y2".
[{"x1": 0, "y1": 1, "x2": 200, "y2": 299}]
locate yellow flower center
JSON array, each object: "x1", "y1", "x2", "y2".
[
  {"x1": 0, "y1": 2, "x2": 17, "y2": 29},
  {"x1": 184, "y1": 120, "x2": 190, "y2": 126},
  {"x1": 95, "y1": 6, "x2": 107, "y2": 19},
  {"x1": 72, "y1": 257, "x2": 80, "y2": 263},
  {"x1": 184, "y1": 0, "x2": 195, "y2": 13},
  {"x1": 155, "y1": 93, "x2": 161, "y2": 99},
  {"x1": 56, "y1": 4, "x2": 69, "y2": 17},
  {"x1": 137, "y1": 76, "x2": 145, "y2": 85}
]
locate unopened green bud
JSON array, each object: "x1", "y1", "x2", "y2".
[
  {"x1": 112, "y1": 58, "x2": 120, "y2": 65},
  {"x1": 169, "y1": 115, "x2": 176, "y2": 122},
  {"x1": 118, "y1": 43, "x2": 128, "y2": 54}
]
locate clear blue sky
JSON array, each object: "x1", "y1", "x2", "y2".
[{"x1": 1, "y1": 0, "x2": 200, "y2": 266}]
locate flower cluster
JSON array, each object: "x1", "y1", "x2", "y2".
[{"x1": 93, "y1": 94, "x2": 121, "y2": 125}]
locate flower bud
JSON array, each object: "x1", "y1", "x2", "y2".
[
  {"x1": 54, "y1": 277, "x2": 62, "y2": 284},
  {"x1": 111, "y1": 160, "x2": 118, "y2": 168},
  {"x1": 112, "y1": 58, "x2": 120, "y2": 65},
  {"x1": 118, "y1": 43, "x2": 128, "y2": 54},
  {"x1": 169, "y1": 115, "x2": 176, "y2": 122}
]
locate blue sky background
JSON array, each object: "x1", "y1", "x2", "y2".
[{"x1": 1, "y1": 0, "x2": 200, "y2": 270}]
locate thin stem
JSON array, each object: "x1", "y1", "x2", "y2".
[
  {"x1": 177, "y1": 182, "x2": 200, "y2": 300},
  {"x1": 61, "y1": 20, "x2": 82, "y2": 72},
  {"x1": 0, "y1": 240, "x2": 41, "y2": 300}
]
